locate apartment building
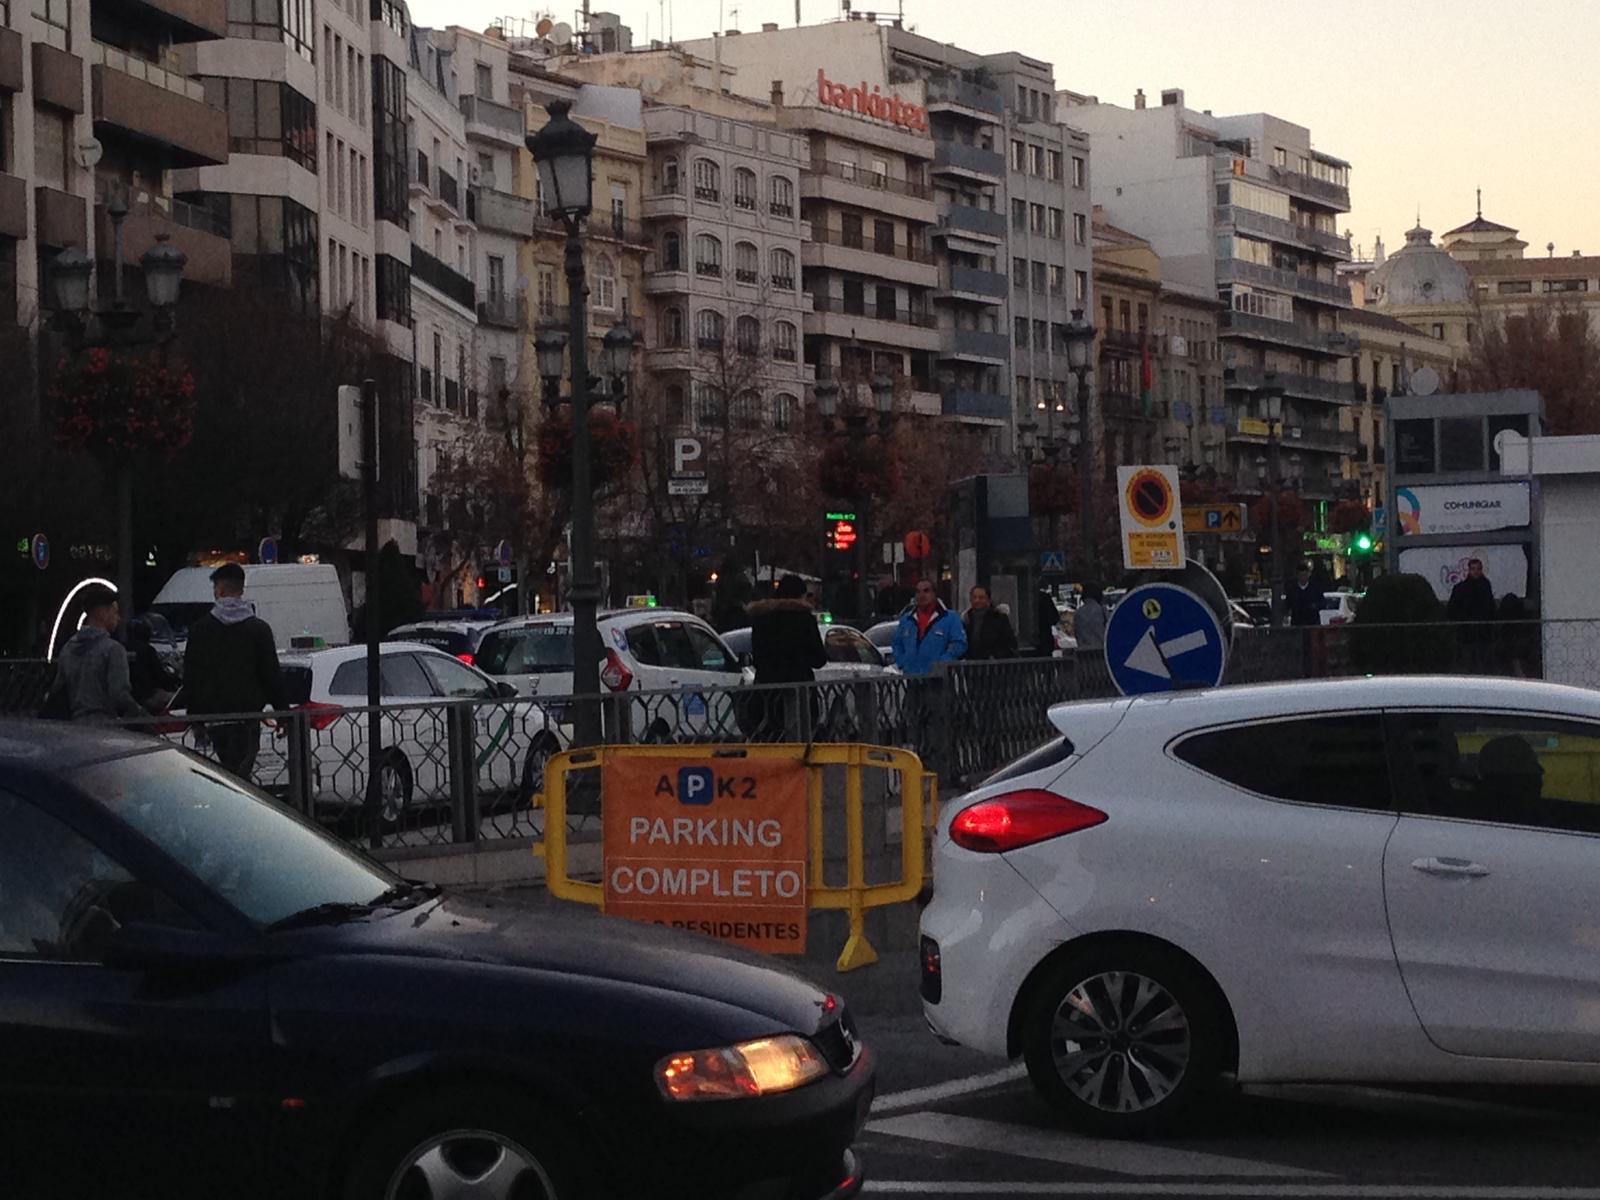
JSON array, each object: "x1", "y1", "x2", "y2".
[
  {"x1": 1338, "y1": 305, "x2": 1452, "y2": 506},
  {"x1": 1068, "y1": 88, "x2": 1359, "y2": 503}
]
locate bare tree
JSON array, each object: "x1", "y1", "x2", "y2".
[{"x1": 1462, "y1": 302, "x2": 1600, "y2": 436}]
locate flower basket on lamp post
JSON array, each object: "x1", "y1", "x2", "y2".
[{"x1": 51, "y1": 348, "x2": 197, "y2": 459}]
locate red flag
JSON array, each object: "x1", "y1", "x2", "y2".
[{"x1": 1139, "y1": 334, "x2": 1154, "y2": 415}]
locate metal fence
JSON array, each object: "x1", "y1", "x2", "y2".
[{"x1": 6, "y1": 619, "x2": 1600, "y2": 851}]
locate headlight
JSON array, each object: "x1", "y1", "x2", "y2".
[{"x1": 655, "y1": 1035, "x2": 828, "y2": 1101}]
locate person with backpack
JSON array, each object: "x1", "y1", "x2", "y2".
[
  {"x1": 45, "y1": 586, "x2": 144, "y2": 723},
  {"x1": 183, "y1": 564, "x2": 287, "y2": 781}
]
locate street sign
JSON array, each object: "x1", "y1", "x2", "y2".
[
  {"x1": 601, "y1": 753, "x2": 808, "y2": 954},
  {"x1": 672, "y1": 436, "x2": 704, "y2": 475},
  {"x1": 827, "y1": 518, "x2": 858, "y2": 552},
  {"x1": 1182, "y1": 504, "x2": 1246, "y2": 534},
  {"x1": 881, "y1": 541, "x2": 905, "y2": 565},
  {"x1": 1104, "y1": 581, "x2": 1228, "y2": 696},
  {"x1": 1040, "y1": 550, "x2": 1066, "y2": 573},
  {"x1": 905, "y1": 529, "x2": 932, "y2": 559},
  {"x1": 1117, "y1": 465, "x2": 1185, "y2": 570},
  {"x1": 668, "y1": 477, "x2": 709, "y2": 496},
  {"x1": 495, "y1": 539, "x2": 513, "y2": 565},
  {"x1": 497, "y1": 566, "x2": 512, "y2": 583},
  {"x1": 1373, "y1": 505, "x2": 1388, "y2": 536},
  {"x1": 257, "y1": 536, "x2": 278, "y2": 565},
  {"x1": 30, "y1": 533, "x2": 49, "y2": 572}
]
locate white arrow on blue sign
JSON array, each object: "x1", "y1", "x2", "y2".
[{"x1": 1103, "y1": 582, "x2": 1228, "y2": 696}]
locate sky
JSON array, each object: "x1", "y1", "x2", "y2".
[{"x1": 413, "y1": 0, "x2": 1600, "y2": 260}]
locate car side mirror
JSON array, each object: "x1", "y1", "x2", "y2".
[
  {"x1": 102, "y1": 921, "x2": 253, "y2": 972},
  {"x1": 738, "y1": 651, "x2": 754, "y2": 669},
  {"x1": 493, "y1": 681, "x2": 518, "y2": 699}
]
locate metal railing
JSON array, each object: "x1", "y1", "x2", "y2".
[
  {"x1": 95, "y1": 176, "x2": 229, "y2": 237},
  {"x1": 1270, "y1": 165, "x2": 1351, "y2": 209},
  {"x1": 1216, "y1": 257, "x2": 1351, "y2": 305},
  {"x1": 1215, "y1": 204, "x2": 1352, "y2": 258},
  {"x1": 810, "y1": 293, "x2": 937, "y2": 328},
  {"x1": 925, "y1": 75, "x2": 1004, "y2": 115},
  {"x1": 808, "y1": 159, "x2": 931, "y2": 200},
  {"x1": 410, "y1": 244, "x2": 476, "y2": 310},
  {"x1": 940, "y1": 264, "x2": 1007, "y2": 297},
  {"x1": 459, "y1": 93, "x2": 523, "y2": 139},
  {"x1": 938, "y1": 205, "x2": 1007, "y2": 240},
  {"x1": 1220, "y1": 309, "x2": 1347, "y2": 354},
  {"x1": 932, "y1": 140, "x2": 1006, "y2": 178},
  {"x1": 1228, "y1": 363, "x2": 1359, "y2": 404},
  {"x1": 807, "y1": 223, "x2": 936, "y2": 264}
]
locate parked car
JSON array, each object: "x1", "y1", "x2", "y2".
[
  {"x1": 722, "y1": 619, "x2": 889, "y2": 679},
  {"x1": 864, "y1": 620, "x2": 900, "y2": 665},
  {"x1": 921, "y1": 676, "x2": 1600, "y2": 1136},
  {"x1": 0, "y1": 722, "x2": 872, "y2": 1200},
  {"x1": 1321, "y1": 589, "x2": 1364, "y2": 625},
  {"x1": 1233, "y1": 597, "x2": 1273, "y2": 627},
  {"x1": 385, "y1": 614, "x2": 500, "y2": 665},
  {"x1": 148, "y1": 563, "x2": 350, "y2": 651},
  {"x1": 476, "y1": 609, "x2": 745, "y2": 741},
  {"x1": 165, "y1": 643, "x2": 565, "y2": 821}
]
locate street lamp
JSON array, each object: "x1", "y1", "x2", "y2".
[
  {"x1": 1259, "y1": 371, "x2": 1287, "y2": 625},
  {"x1": 1062, "y1": 308, "x2": 1098, "y2": 578},
  {"x1": 602, "y1": 319, "x2": 635, "y2": 405},
  {"x1": 814, "y1": 379, "x2": 840, "y2": 420},
  {"x1": 527, "y1": 100, "x2": 604, "y2": 743},
  {"x1": 535, "y1": 328, "x2": 569, "y2": 398},
  {"x1": 870, "y1": 372, "x2": 894, "y2": 415}
]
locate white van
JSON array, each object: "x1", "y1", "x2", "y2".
[{"x1": 149, "y1": 564, "x2": 350, "y2": 650}]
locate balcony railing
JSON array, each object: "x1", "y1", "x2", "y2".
[
  {"x1": 810, "y1": 293, "x2": 937, "y2": 328},
  {"x1": 1100, "y1": 329, "x2": 1147, "y2": 353},
  {"x1": 473, "y1": 186, "x2": 533, "y2": 236},
  {"x1": 90, "y1": 41, "x2": 204, "y2": 102},
  {"x1": 937, "y1": 204, "x2": 1007, "y2": 240},
  {"x1": 948, "y1": 328, "x2": 1009, "y2": 359},
  {"x1": 437, "y1": 169, "x2": 460, "y2": 212},
  {"x1": 942, "y1": 389, "x2": 1009, "y2": 420},
  {"x1": 770, "y1": 200, "x2": 794, "y2": 218},
  {"x1": 771, "y1": 273, "x2": 795, "y2": 291},
  {"x1": 1270, "y1": 166, "x2": 1351, "y2": 210},
  {"x1": 1227, "y1": 417, "x2": 1359, "y2": 453},
  {"x1": 459, "y1": 93, "x2": 523, "y2": 139},
  {"x1": 410, "y1": 244, "x2": 476, "y2": 310},
  {"x1": 925, "y1": 76, "x2": 1004, "y2": 116},
  {"x1": 940, "y1": 264, "x2": 1007, "y2": 298},
  {"x1": 95, "y1": 176, "x2": 228, "y2": 236},
  {"x1": 735, "y1": 266, "x2": 758, "y2": 284},
  {"x1": 1216, "y1": 257, "x2": 1351, "y2": 305},
  {"x1": 808, "y1": 223, "x2": 935, "y2": 263},
  {"x1": 694, "y1": 261, "x2": 722, "y2": 278},
  {"x1": 1215, "y1": 204, "x2": 1351, "y2": 258},
  {"x1": 1228, "y1": 364, "x2": 1359, "y2": 405},
  {"x1": 1219, "y1": 309, "x2": 1348, "y2": 355},
  {"x1": 528, "y1": 211, "x2": 651, "y2": 245},
  {"x1": 932, "y1": 140, "x2": 1005, "y2": 179},
  {"x1": 415, "y1": 150, "x2": 429, "y2": 190},
  {"x1": 808, "y1": 159, "x2": 930, "y2": 200},
  {"x1": 477, "y1": 293, "x2": 521, "y2": 329}
]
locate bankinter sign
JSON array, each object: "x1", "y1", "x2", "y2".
[
  {"x1": 816, "y1": 69, "x2": 928, "y2": 133},
  {"x1": 602, "y1": 755, "x2": 809, "y2": 954}
]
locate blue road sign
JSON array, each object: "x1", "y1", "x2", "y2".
[
  {"x1": 1040, "y1": 550, "x2": 1066, "y2": 572},
  {"x1": 1205, "y1": 510, "x2": 1222, "y2": 530},
  {"x1": 258, "y1": 536, "x2": 279, "y2": 564},
  {"x1": 1104, "y1": 582, "x2": 1228, "y2": 696},
  {"x1": 1372, "y1": 505, "x2": 1388, "y2": 536},
  {"x1": 496, "y1": 539, "x2": 513, "y2": 566},
  {"x1": 30, "y1": 533, "x2": 49, "y2": 571}
]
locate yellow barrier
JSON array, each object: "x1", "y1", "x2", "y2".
[{"x1": 535, "y1": 743, "x2": 935, "y2": 971}]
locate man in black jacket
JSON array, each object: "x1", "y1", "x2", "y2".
[
  {"x1": 963, "y1": 586, "x2": 1018, "y2": 660},
  {"x1": 184, "y1": 563, "x2": 288, "y2": 780},
  {"x1": 747, "y1": 575, "x2": 827, "y2": 741}
]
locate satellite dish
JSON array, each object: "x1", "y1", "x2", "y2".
[
  {"x1": 1411, "y1": 366, "x2": 1441, "y2": 397},
  {"x1": 550, "y1": 21, "x2": 572, "y2": 43},
  {"x1": 75, "y1": 137, "x2": 104, "y2": 170},
  {"x1": 535, "y1": 16, "x2": 553, "y2": 34}
]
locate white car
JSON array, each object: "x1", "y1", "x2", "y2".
[
  {"x1": 1321, "y1": 589, "x2": 1363, "y2": 625},
  {"x1": 921, "y1": 676, "x2": 1600, "y2": 1136},
  {"x1": 163, "y1": 643, "x2": 565, "y2": 822},
  {"x1": 721, "y1": 620, "x2": 889, "y2": 679},
  {"x1": 385, "y1": 617, "x2": 500, "y2": 665},
  {"x1": 475, "y1": 609, "x2": 744, "y2": 741}
]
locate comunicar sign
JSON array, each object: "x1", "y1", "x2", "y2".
[{"x1": 816, "y1": 69, "x2": 928, "y2": 133}]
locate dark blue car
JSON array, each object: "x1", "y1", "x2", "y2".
[{"x1": 0, "y1": 721, "x2": 872, "y2": 1199}]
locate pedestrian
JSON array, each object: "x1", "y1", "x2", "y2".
[
  {"x1": 126, "y1": 618, "x2": 179, "y2": 713},
  {"x1": 1073, "y1": 583, "x2": 1108, "y2": 652},
  {"x1": 1286, "y1": 564, "x2": 1324, "y2": 627},
  {"x1": 183, "y1": 563, "x2": 287, "y2": 781},
  {"x1": 963, "y1": 585, "x2": 1018, "y2": 660},
  {"x1": 747, "y1": 574, "x2": 827, "y2": 740},
  {"x1": 43, "y1": 586, "x2": 144, "y2": 723},
  {"x1": 892, "y1": 578, "x2": 967, "y2": 676},
  {"x1": 1448, "y1": 558, "x2": 1497, "y2": 623},
  {"x1": 1035, "y1": 587, "x2": 1061, "y2": 655}
]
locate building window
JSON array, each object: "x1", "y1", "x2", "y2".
[
  {"x1": 660, "y1": 156, "x2": 680, "y2": 193},
  {"x1": 660, "y1": 231, "x2": 681, "y2": 272},
  {"x1": 695, "y1": 309, "x2": 725, "y2": 350},
  {"x1": 770, "y1": 248, "x2": 795, "y2": 290},
  {"x1": 734, "y1": 241, "x2": 759, "y2": 284},
  {"x1": 1546, "y1": 278, "x2": 1589, "y2": 293},
  {"x1": 874, "y1": 219, "x2": 895, "y2": 255},
  {"x1": 1075, "y1": 269, "x2": 1088, "y2": 302},
  {"x1": 731, "y1": 389, "x2": 762, "y2": 428},
  {"x1": 1049, "y1": 264, "x2": 1065, "y2": 296},
  {"x1": 475, "y1": 62, "x2": 493, "y2": 98},
  {"x1": 773, "y1": 392, "x2": 798, "y2": 430},
  {"x1": 32, "y1": 0, "x2": 70, "y2": 30},
  {"x1": 694, "y1": 234, "x2": 722, "y2": 277},
  {"x1": 1047, "y1": 149, "x2": 1063, "y2": 181},
  {"x1": 1432, "y1": 323, "x2": 1445, "y2": 339},
  {"x1": 593, "y1": 253, "x2": 616, "y2": 310},
  {"x1": 1012, "y1": 198, "x2": 1026, "y2": 230},
  {"x1": 665, "y1": 384, "x2": 687, "y2": 427},
  {"x1": 32, "y1": 108, "x2": 69, "y2": 189},
  {"x1": 1034, "y1": 318, "x2": 1047, "y2": 349},
  {"x1": 769, "y1": 174, "x2": 794, "y2": 217},
  {"x1": 736, "y1": 315, "x2": 760, "y2": 354},
  {"x1": 537, "y1": 269, "x2": 556, "y2": 317},
  {"x1": 1073, "y1": 212, "x2": 1087, "y2": 245},
  {"x1": 372, "y1": 59, "x2": 408, "y2": 226},
  {"x1": 1048, "y1": 207, "x2": 1064, "y2": 239},
  {"x1": 1014, "y1": 316, "x2": 1028, "y2": 347},
  {"x1": 228, "y1": 0, "x2": 314, "y2": 60},
  {"x1": 487, "y1": 254, "x2": 505, "y2": 300},
  {"x1": 841, "y1": 211, "x2": 864, "y2": 249},
  {"x1": 1032, "y1": 261, "x2": 1047, "y2": 294},
  {"x1": 221, "y1": 194, "x2": 320, "y2": 314},
  {"x1": 376, "y1": 254, "x2": 411, "y2": 326},
  {"x1": 610, "y1": 183, "x2": 626, "y2": 236},
  {"x1": 774, "y1": 321, "x2": 797, "y2": 362},
  {"x1": 1273, "y1": 146, "x2": 1287, "y2": 168},
  {"x1": 1030, "y1": 203, "x2": 1046, "y2": 234},
  {"x1": 1072, "y1": 155, "x2": 1085, "y2": 188},
  {"x1": 693, "y1": 381, "x2": 724, "y2": 426},
  {"x1": 662, "y1": 306, "x2": 684, "y2": 347},
  {"x1": 1010, "y1": 139, "x2": 1025, "y2": 172},
  {"x1": 693, "y1": 158, "x2": 720, "y2": 202},
  {"x1": 1029, "y1": 145, "x2": 1044, "y2": 176},
  {"x1": 732, "y1": 167, "x2": 756, "y2": 210},
  {"x1": 1497, "y1": 280, "x2": 1533, "y2": 295},
  {"x1": 1012, "y1": 256, "x2": 1027, "y2": 288}
]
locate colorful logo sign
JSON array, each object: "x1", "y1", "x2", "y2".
[
  {"x1": 816, "y1": 69, "x2": 928, "y2": 132},
  {"x1": 1395, "y1": 482, "x2": 1529, "y2": 537}
]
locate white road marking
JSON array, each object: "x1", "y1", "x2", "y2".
[
  {"x1": 863, "y1": 1186, "x2": 1600, "y2": 1197},
  {"x1": 865, "y1": 1112, "x2": 1329, "y2": 1179},
  {"x1": 870, "y1": 1065, "x2": 1029, "y2": 1115}
]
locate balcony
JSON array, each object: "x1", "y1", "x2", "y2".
[
  {"x1": 810, "y1": 293, "x2": 935, "y2": 328},
  {"x1": 434, "y1": 169, "x2": 461, "y2": 214},
  {"x1": 459, "y1": 93, "x2": 523, "y2": 148},
  {"x1": 0, "y1": 28, "x2": 23, "y2": 94},
  {"x1": 806, "y1": 294, "x2": 941, "y2": 350},
  {"x1": 0, "y1": 173, "x2": 24, "y2": 241},
  {"x1": 94, "y1": 181, "x2": 230, "y2": 286},
  {"x1": 942, "y1": 389, "x2": 1009, "y2": 421},
  {"x1": 801, "y1": 159, "x2": 933, "y2": 223},
  {"x1": 1214, "y1": 204, "x2": 1351, "y2": 260},
  {"x1": 1227, "y1": 363, "x2": 1360, "y2": 405},
  {"x1": 643, "y1": 268, "x2": 689, "y2": 295},
  {"x1": 642, "y1": 185, "x2": 689, "y2": 220},
  {"x1": 35, "y1": 186, "x2": 86, "y2": 249},
  {"x1": 91, "y1": 44, "x2": 226, "y2": 166},
  {"x1": 477, "y1": 293, "x2": 521, "y2": 330},
  {"x1": 935, "y1": 204, "x2": 1007, "y2": 243},
  {"x1": 1219, "y1": 309, "x2": 1349, "y2": 356},
  {"x1": 1099, "y1": 329, "x2": 1147, "y2": 353},
  {"x1": 937, "y1": 264, "x2": 1007, "y2": 301},
  {"x1": 32, "y1": 43, "x2": 85, "y2": 114},
  {"x1": 97, "y1": 0, "x2": 225, "y2": 39},
  {"x1": 1227, "y1": 417, "x2": 1359, "y2": 454},
  {"x1": 1269, "y1": 166, "x2": 1350, "y2": 212},
  {"x1": 410, "y1": 245, "x2": 475, "y2": 311},
  {"x1": 527, "y1": 211, "x2": 651, "y2": 245},
  {"x1": 944, "y1": 327, "x2": 1009, "y2": 362},
  {"x1": 473, "y1": 186, "x2": 533, "y2": 237},
  {"x1": 802, "y1": 226, "x2": 939, "y2": 287},
  {"x1": 412, "y1": 151, "x2": 430, "y2": 197},
  {"x1": 1102, "y1": 391, "x2": 1163, "y2": 421},
  {"x1": 925, "y1": 76, "x2": 1004, "y2": 118},
  {"x1": 932, "y1": 140, "x2": 1005, "y2": 182},
  {"x1": 1216, "y1": 257, "x2": 1351, "y2": 306}
]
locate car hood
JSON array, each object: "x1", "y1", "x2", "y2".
[{"x1": 299, "y1": 893, "x2": 834, "y2": 1031}]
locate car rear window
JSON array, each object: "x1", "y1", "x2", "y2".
[
  {"x1": 1173, "y1": 715, "x2": 1392, "y2": 810},
  {"x1": 478, "y1": 626, "x2": 575, "y2": 675},
  {"x1": 388, "y1": 628, "x2": 472, "y2": 656}
]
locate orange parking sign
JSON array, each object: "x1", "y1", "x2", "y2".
[{"x1": 602, "y1": 754, "x2": 809, "y2": 954}]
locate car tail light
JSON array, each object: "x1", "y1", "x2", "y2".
[
  {"x1": 456, "y1": 652, "x2": 475, "y2": 666},
  {"x1": 949, "y1": 789, "x2": 1107, "y2": 853},
  {"x1": 920, "y1": 935, "x2": 942, "y2": 1003},
  {"x1": 297, "y1": 701, "x2": 344, "y2": 732},
  {"x1": 600, "y1": 649, "x2": 633, "y2": 692}
]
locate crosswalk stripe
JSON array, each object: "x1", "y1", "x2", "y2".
[
  {"x1": 865, "y1": 1112, "x2": 1330, "y2": 1179},
  {"x1": 871, "y1": 1065, "x2": 1030, "y2": 1114}
]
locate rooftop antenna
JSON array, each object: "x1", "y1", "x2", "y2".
[
  {"x1": 795, "y1": 0, "x2": 801, "y2": 23},
  {"x1": 1476, "y1": 187, "x2": 1482, "y2": 219}
]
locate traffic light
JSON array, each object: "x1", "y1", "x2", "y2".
[{"x1": 1350, "y1": 531, "x2": 1374, "y2": 555}]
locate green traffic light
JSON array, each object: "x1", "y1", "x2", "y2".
[{"x1": 1353, "y1": 533, "x2": 1373, "y2": 553}]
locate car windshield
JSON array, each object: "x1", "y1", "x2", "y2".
[
  {"x1": 72, "y1": 747, "x2": 397, "y2": 927},
  {"x1": 146, "y1": 602, "x2": 212, "y2": 640},
  {"x1": 477, "y1": 625, "x2": 575, "y2": 674},
  {"x1": 722, "y1": 628, "x2": 752, "y2": 656}
]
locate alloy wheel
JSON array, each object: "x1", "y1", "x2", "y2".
[
  {"x1": 387, "y1": 1128, "x2": 556, "y2": 1200},
  {"x1": 378, "y1": 760, "x2": 408, "y2": 823},
  {"x1": 1048, "y1": 969, "x2": 1192, "y2": 1113}
]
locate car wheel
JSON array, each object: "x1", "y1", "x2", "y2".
[
  {"x1": 377, "y1": 753, "x2": 413, "y2": 826},
  {"x1": 643, "y1": 718, "x2": 672, "y2": 745},
  {"x1": 343, "y1": 1086, "x2": 586, "y2": 1200},
  {"x1": 1021, "y1": 942, "x2": 1224, "y2": 1137},
  {"x1": 520, "y1": 735, "x2": 558, "y2": 804}
]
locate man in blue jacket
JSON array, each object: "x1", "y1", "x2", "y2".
[{"x1": 892, "y1": 578, "x2": 968, "y2": 675}]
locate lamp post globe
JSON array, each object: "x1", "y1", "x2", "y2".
[
  {"x1": 48, "y1": 246, "x2": 93, "y2": 315},
  {"x1": 815, "y1": 379, "x2": 840, "y2": 420},
  {"x1": 535, "y1": 328, "x2": 568, "y2": 387},
  {"x1": 526, "y1": 100, "x2": 596, "y2": 222},
  {"x1": 140, "y1": 234, "x2": 187, "y2": 308},
  {"x1": 602, "y1": 320, "x2": 634, "y2": 380},
  {"x1": 1063, "y1": 307, "x2": 1096, "y2": 374},
  {"x1": 870, "y1": 373, "x2": 894, "y2": 415}
]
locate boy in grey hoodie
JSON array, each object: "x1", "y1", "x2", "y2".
[{"x1": 49, "y1": 586, "x2": 144, "y2": 723}]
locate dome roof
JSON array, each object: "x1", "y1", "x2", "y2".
[{"x1": 1368, "y1": 222, "x2": 1473, "y2": 309}]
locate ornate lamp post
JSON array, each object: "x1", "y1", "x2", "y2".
[
  {"x1": 1062, "y1": 308, "x2": 1097, "y2": 578},
  {"x1": 527, "y1": 101, "x2": 602, "y2": 742},
  {"x1": 601, "y1": 319, "x2": 635, "y2": 409},
  {"x1": 1255, "y1": 372, "x2": 1288, "y2": 624}
]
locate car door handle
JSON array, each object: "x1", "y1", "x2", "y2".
[{"x1": 1411, "y1": 856, "x2": 1491, "y2": 878}]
